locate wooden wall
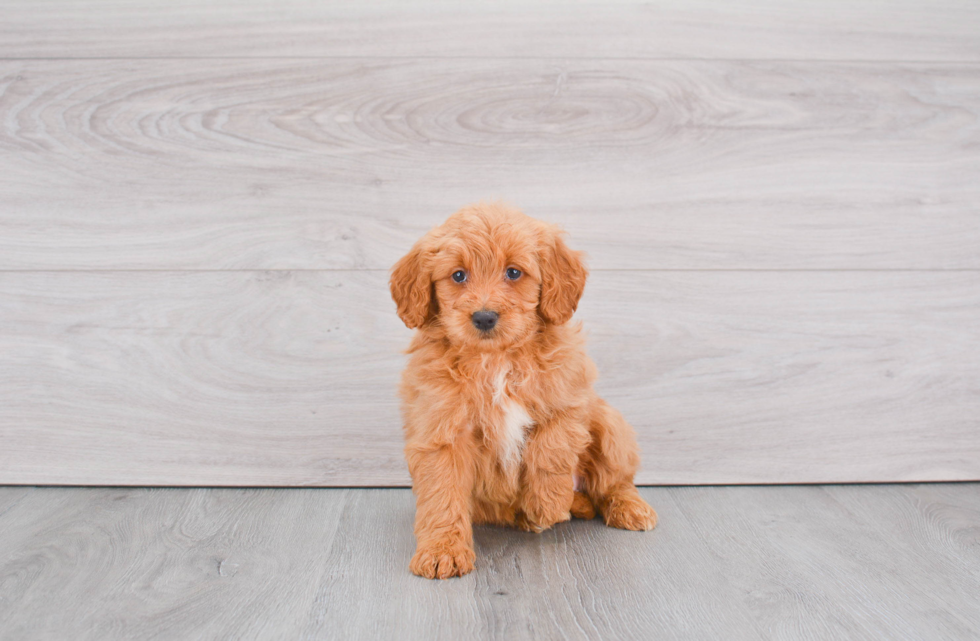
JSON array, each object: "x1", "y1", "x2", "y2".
[{"x1": 1, "y1": 1, "x2": 978, "y2": 485}]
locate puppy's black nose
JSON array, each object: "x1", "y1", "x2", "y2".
[{"x1": 471, "y1": 310, "x2": 499, "y2": 332}]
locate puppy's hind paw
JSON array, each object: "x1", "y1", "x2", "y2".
[
  {"x1": 410, "y1": 542, "x2": 475, "y2": 579},
  {"x1": 570, "y1": 491, "x2": 596, "y2": 520},
  {"x1": 516, "y1": 507, "x2": 571, "y2": 533},
  {"x1": 604, "y1": 495, "x2": 658, "y2": 531}
]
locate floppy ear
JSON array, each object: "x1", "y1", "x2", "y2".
[
  {"x1": 390, "y1": 240, "x2": 434, "y2": 329},
  {"x1": 538, "y1": 226, "x2": 588, "y2": 325}
]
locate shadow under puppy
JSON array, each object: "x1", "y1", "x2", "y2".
[{"x1": 390, "y1": 202, "x2": 657, "y2": 579}]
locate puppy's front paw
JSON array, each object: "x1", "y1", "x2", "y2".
[
  {"x1": 604, "y1": 495, "x2": 658, "y2": 531},
  {"x1": 410, "y1": 541, "x2": 475, "y2": 579}
]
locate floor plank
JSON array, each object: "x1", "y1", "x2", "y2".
[
  {"x1": 1, "y1": 485, "x2": 978, "y2": 640},
  {"x1": 1, "y1": 270, "x2": 977, "y2": 486},
  {"x1": 673, "y1": 485, "x2": 980, "y2": 640},
  {"x1": 0, "y1": 487, "x2": 352, "y2": 640},
  {"x1": 823, "y1": 483, "x2": 980, "y2": 618},
  {"x1": 1, "y1": 0, "x2": 978, "y2": 61},
  {"x1": 2, "y1": 60, "x2": 978, "y2": 270},
  {"x1": 306, "y1": 488, "x2": 765, "y2": 641},
  {"x1": 0, "y1": 487, "x2": 33, "y2": 519}
]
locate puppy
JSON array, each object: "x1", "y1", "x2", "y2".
[{"x1": 390, "y1": 202, "x2": 657, "y2": 580}]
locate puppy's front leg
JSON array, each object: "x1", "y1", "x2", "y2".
[
  {"x1": 405, "y1": 438, "x2": 476, "y2": 579},
  {"x1": 518, "y1": 413, "x2": 587, "y2": 533}
]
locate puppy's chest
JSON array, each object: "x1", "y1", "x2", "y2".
[{"x1": 478, "y1": 367, "x2": 535, "y2": 469}]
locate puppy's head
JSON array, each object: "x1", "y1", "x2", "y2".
[{"x1": 390, "y1": 203, "x2": 587, "y2": 347}]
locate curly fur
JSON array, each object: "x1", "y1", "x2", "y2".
[{"x1": 390, "y1": 202, "x2": 657, "y2": 579}]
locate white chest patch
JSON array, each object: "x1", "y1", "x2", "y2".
[
  {"x1": 490, "y1": 366, "x2": 533, "y2": 468},
  {"x1": 498, "y1": 400, "x2": 533, "y2": 469}
]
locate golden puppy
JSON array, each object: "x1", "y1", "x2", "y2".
[{"x1": 390, "y1": 202, "x2": 657, "y2": 580}]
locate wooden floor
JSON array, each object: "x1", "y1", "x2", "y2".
[{"x1": 1, "y1": 484, "x2": 978, "y2": 640}]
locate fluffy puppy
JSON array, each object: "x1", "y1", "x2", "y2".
[{"x1": 390, "y1": 202, "x2": 656, "y2": 580}]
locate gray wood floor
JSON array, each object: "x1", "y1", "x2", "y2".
[{"x1": 1, "y1": 484, "x2": 978, "y2": 640}]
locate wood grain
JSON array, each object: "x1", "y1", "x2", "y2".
[
  {"x1": 0, "y1": 271, "x2": 409, "y2": 486},
  {"x1": 1, "y1": 59, "x2": 979, "y2": 270},
  {"x1": 0, "y1": 487, "x2": 33, "y2": 519},
  {"x1": 0, "y1": 487, "x2": 354, "y2": 639},
  {"x1": 2, "y1": 1, "x2": 979, "y2": 487},
  {"x1": 1, "y1": 485, "x2": 978, "y2": 640},
  {"x1": 823, "y1": 483, "x2": 980, "y2": 619},
  {"x1": 1, "y1": 0, "x2": 978, "y2": 61},
  {"x1": 1, "y1": 270, "x2": 976, "y2": 486},
  {"x1": 671, "y1": 485, "x2": 980, "y2": 640}
]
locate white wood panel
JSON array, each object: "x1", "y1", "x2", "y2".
[
  {"x1": 2, "y1": 0, "x2": 978, "y2": 489},
  {"x1": 1, "y1": 271, "x2": 976, "y2": 486},
  {"x1": 2, "y1": 60, "x2": 978, "y2": 270},
  {"x1": 1, "y1": 0, "x2": 978, "y2": 61}
]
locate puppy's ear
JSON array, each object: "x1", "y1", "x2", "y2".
[
  {"x1": 538, "y1": 226, "x2": 588, "y2": 325},
  {"x1": 390, "y1": 240, "x2": 434, "y2": 329}
]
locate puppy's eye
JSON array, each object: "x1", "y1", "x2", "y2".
[
  {"x1": 451, "y1": 270, "x2": 467, "y2": 283},
  {"x1": 505, "y1": 267, "x2": 522, "y2": 280}
]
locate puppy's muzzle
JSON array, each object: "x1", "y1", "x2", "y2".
[{"x1": 471, "y1": 310, "x2": 499, "y2": 333}]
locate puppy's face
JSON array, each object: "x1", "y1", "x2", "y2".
[
  {"x1": 390, "y1": 204, "x2": 588, "y2": 348},
  {"x1": 428, "y1": 224, "x2": 542, "y2": 348}
]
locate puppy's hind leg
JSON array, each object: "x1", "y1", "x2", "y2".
[
  {"x1": 570, "y1": 491, "x2": 596, "y2": 520},
  {"x1": 582, "y1": 399, "x2": 658, "y2": 531}
]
